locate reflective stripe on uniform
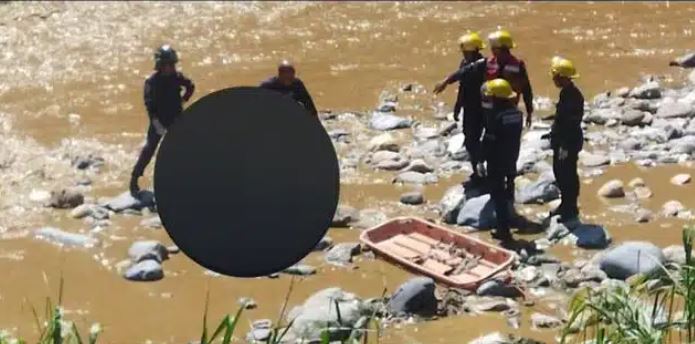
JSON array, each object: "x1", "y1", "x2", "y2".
[{"x1": 503, "y1": 65, "x2": 520, "y2": 73}]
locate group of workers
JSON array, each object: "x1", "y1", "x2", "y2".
[
  {"x1": 129, "y1": 28, "x2": 585, "y2": 244},
  {"x1": 434, "y1": 29, "x2": 584, "y2": 242}
]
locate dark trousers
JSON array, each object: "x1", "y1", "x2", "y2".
[
  {"x1": 552, "y1": 147, "x2": 580, "y2": 216},
  {"x1": 463, "y1": 118, "x2": 484, "y2": 174},
  {"x1": 131, "y1": 125, "x2": 162, "y2": 178},
  {"x1": 487, "y1": 143, "x2": 520, "y2": 234}
]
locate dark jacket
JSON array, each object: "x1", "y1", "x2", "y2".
[
  {"x1": 482, "y1": 103, "x2": 523, "y2": 172},
  {"x1": 447, "y1": 56, "x2": 534, "y2": 115},
  {"x1": 452, "y1": 52, "x2": 485, "y2": 122},
  {"x1": 259, "y1": 77, "x2": 318, "y2": 117},
  {"x1": 551, "y1": 83, "x2": 584, "y2": 152},
  {"x1": 144, "y1": 71, "x2": 195, "y2": 128}
]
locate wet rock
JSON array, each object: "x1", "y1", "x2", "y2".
[
  {"x1": 531, "y1": 313, "x2": 562, "y2": 330},
  {"x1": 634, "y1": 187, "x2": 653, "y2": 200},
  {"x1": 570, "y1": 224, "x2": 612, "y2": 249},
  {"x1": 662, "y1": 200, "x2": 685, "y2": 217},
  {"x1": 283, "y1": 264, "x2": 317, "y2": 276},
  {"x1": 581, "y1": 152, "x2": 611, "y2": 168},
  {"x1": 629, "y1": 81, "x2": 661, "y2": 99},
  {"x1": 621, "y1": 110, "x2": 646, "y2": 126},
  {"x1": 656, "y1": 101, "x2": 695, "y2": 118},
  {"x1": 440, "y1": 184, "x2": 466, "y2": 224},
  {"x1": 287, "y1": 288, "x2": 366, "y2": 342},
  {"x1": 516, "y1": 174, "x2": 559, "y2": 204},
  {"x1": 69, "y1": 204, "x2": 95, "y2": 219},
  {"x1": 377, "y1": 101, "x2": 397, "y2": 112},
  {"x1": 393, "y1": 171, "x2": 438, "y2": 185},
  {"x1": 401, "y1": 159, "x2": 434, "y2": 174},
  {"x1": 471, "y1": 298, "x2": 515, "y2": 313},
  {"x1": 635, "y1": 208, "x2": 653, "y2": 223},
  {"x1": 325, "y1": 242, "x2": 361, "y2": 266},
  {"x1": 629, "y1": 178, "x2": 646, "y2": 188},
  {"x1": 476, "y1": 279, "x2": 522, "y2": 298},
  {"x1": 71, "y1": 154, "x2": 104, "y2": 170},
  {"x1": 48, "y1": 188, "x2": 84, "y2": 209},
  {"x1": 369, "y1": 112, "x2": 412, "y2": 131},
  {"x1": 368, "y1": 133, "x2": 399, "y2": 152},
  {"x1": 352, "y1": 209, "x2": 387, "y2": 229},
  {"x1": 123, "y1": 259, "x2": 164, "y2": 282},
  {"x1": 314, "y1": 235, "x2": 333, "y2": 251},
  {"x1": 128, "y1": 240, "x2": 169, "y2": 263},
  {"x1": 670, "y1": 51, "x2": 695, "y2": 68},
  {"x1": 104, "y1": 190, "x2": 155, "y2": 212},
  {"x1": 599, "y1": 241, "x2": 666, "y2": 280},
  {"x1": 456, "y1": 194, "x2": 498, "y2": 229},
  {"x1": 663, "y1": 245, "x2": 691, "y2": 265},
  {"x1": 387, "y1": 277, "x2": 437, "y2": 317},
  {"x1": 400, "y1": 191, "x2": 424, "y2": 205},
  {"x1": 238, "y1": 297, "x2": 258, "y2": 310},
  {"x1": 671, "y1": 173, "x2": 691, "y2": 185},
  {"x1": 597, "y1": 180, "x2": 625, "y2": 198},
  {"x1": 332, "y1": 205, "x2": 358, "y2": 227},
  {"x1": 34, "y1": 227, "x2": 98, "y2": 248}
]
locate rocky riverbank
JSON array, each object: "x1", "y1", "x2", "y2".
[{"x1": 2, "y1": 68, "x2": 695, "y2": 343}]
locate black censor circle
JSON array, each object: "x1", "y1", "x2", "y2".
[{"x1": 154, "y1": 87, "x2": 339, "y2": 278}]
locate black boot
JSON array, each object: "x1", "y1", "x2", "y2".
[
  {"x1": 129, "y1": 175, "x2": 141, "y2": 198},
  {"x1": 491, "y1": 228, "x2": 514, "y2": 242}
]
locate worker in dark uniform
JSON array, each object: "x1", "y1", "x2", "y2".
[
  {"x1": 433, "y1": 32, "x2": 487, "y2": 185},
  {"x1": 260, "y1": 60, "x2": 318, "y2": 117},
  {"x1": 437, "y1": 30, "x2": 534, "y2": 123},
  {"x1": 129, "y1": 45, "x2": 195, "y2": 197},
  {"x1": 545, "y1": 57, "x2": 584, "y2": 222},
  {"x1": 479, "y1": 79, "x2": 523, "y2": 242}
]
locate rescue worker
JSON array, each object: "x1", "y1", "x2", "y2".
[
  {"x1": 479, "y1": 79, "x2": 523, "y2": 242},
  {"x1": 129, "y1": 45, "x2": 195, "y2": 197},
  {"x1": 435, "y1": 29, "x2": 534, "y2": 128},
  {"x1": 432, "y1": 32, "x2": 487, "y2": 184},
  {"x1": 260, "y1": 60, "x2": 318, "y2": 117},
  {"x1": 545, "y1": 57, "x2": 584, "y2": 222}
]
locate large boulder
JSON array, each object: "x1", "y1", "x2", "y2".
[
  {"x1": 456, "y1": 194, "x2": 498, "y2": 229},
  {"x1": 287, "y1": 288, "x2": 367, "y2": 342},
  {"x1": 599, "y1": 242, "x2": 666, "y2": 280},
  {"x1": 439, "y1": 184, "x2": 466, "y2": 224},
  {"x1": 516, "y1": 174, "x2": 559, "y2": 204},
  {"x1": 369, "y1": 112, "x2": 412, "y2": 131},
  {"x1": 387, "y1": 277, "x2": 437, "y2": 317}
]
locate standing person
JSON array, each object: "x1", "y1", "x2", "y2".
[
  {"x1": 260, "y1": 60, "x2": 318, "y2": 117},
  {"x1": 484, "y1": 29, "x2": 534, "y2": 128},
  {"x1": 433, "y1": 32, "x2": 487, "y2": 185},
  {"x1": 479, "y1": 79, "x2": 523, "y2": 242},
  {"x1": 546, "y1": 56, "x2": 584, "y2": 223},
  {"x1": 437, "y1": 29, "x2": 534, "y2": 127},
  {"x1": 129, "y1": 44, "x2": 195, "y2": 197}
]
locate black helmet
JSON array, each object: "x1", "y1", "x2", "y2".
[{"x1": 154, "y1": 45, "x2": 179, "y2": 65}]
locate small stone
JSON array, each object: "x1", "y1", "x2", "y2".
[
  {"x1": 332, "y1": 205, "x2": 357, "y2": 227},
  {"x1": 598, "y1": 179, "x2": 625, "y2": 198},
  {"x1": 69, "y1": 204, "x2": 94, "y2": 219},
  {"x1": 581, "y1": 153, "x2": 611, "y2": 168},
  {"x1": 313, "y1": 236, "x2": 333, "y2": 251},
  {"x1": 621, "y1": 110, "x2": 646, "y2": 126},
  {"x1": 471, "y1": 299, "x2": 514, "y2": 313},
  {"x1": 128, "y1": 241, "x2": 169, "y2": 263},
  {"x1": 531, "y1": 313, "x2": 563, "y2": 329},
  {"x1": 662, "y1": 200, "x2": 685, "y2": 217},
  {"x1": 476, "y1": 279, "x2": 522, "y2": 298},
  {"x1": 634, "y1": 187, "x2": 653, "y2": 199},
  {"x1": 238, "y1": 297, "x2": 257, "y2": 310},
  {"x1": 629, "y1": 178, "x2": 646, "y2": 188},
  {"x1": 401, "y1": 159, "x2": 434, "y2": 174},
  {"x1": 139, "y1": 216, "x2": 162, "y2": 229},
  {"x1": 393, "y1": 171, "x2": 438, "y2": 185},
  {"x1": 671, "y1": 173, "x2": 692, "y2": 185},
  {"x1": 325, "y1": 242, "x2": 361, "y2": 266},
  {"x1": 663, "y1": 245, "x2": 691, "y2": 265},
  {"x1": 629, "y1": 81, "x2": 661, "y2": 99},
  {"x1": 400, "y1": 191, "x2": 424, "y2": 205},
  {"x1": 123, "y1": 260, "x2": 164, "y2": 282},
  {"x1": 387, "y1": 277, "x2": 437, "y2": 316},
  {"x1": 635, "y1": 209, "x2": 653, "y2": 223},
  {"x1": 48, "y1": 188, "x2": 85, "y2": 209},
  {"x1": 283, "y1": 264, "x2": 316, "y2": 276}
]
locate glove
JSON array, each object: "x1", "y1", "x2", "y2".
[
  {"x1": 558, "y1": 147, "x2": 569, "y2": 160},
  {"x1": 152, "y1": 119, "x2": 167, "y2": 136},
  {"x1": 475, "y1": 162, "x2": 487, "y2": 178}
]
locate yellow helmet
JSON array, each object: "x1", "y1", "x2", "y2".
[
  {"x1": 482, "y1": 78, "x2": 517, "y2": 99},
  {"x1": 458, "y1": 32, "x2": 485, "y2": 52},
  {"x1": 550, "y1": 56, "x2": 580, "y2": 79},
  {"x1": 488, "y1": 29, "x2": 516, "y2": 49}
]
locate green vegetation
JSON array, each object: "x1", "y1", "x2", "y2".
[{"x1": 561, "y1": 226, "x2": 695, "y2": 344}]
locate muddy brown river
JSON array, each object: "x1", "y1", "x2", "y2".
[{"x1": 2, "y1": 2, "x2": 695, "y2": 343}]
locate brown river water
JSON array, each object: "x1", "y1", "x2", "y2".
[{"x1": 2, "y1": 1, "x2": 695, "y2": 343}]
